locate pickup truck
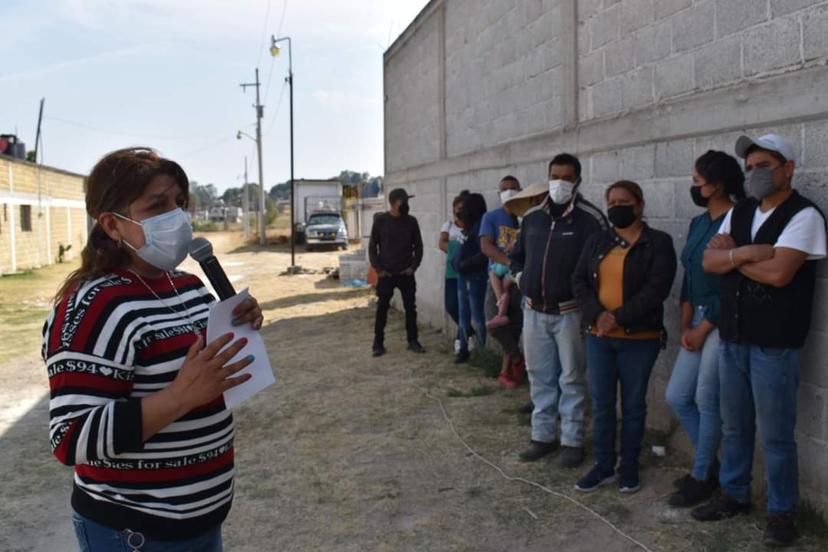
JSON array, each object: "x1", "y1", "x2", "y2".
[{"x1": 304, "y1": 211, "x2": 348, "y2": 251}]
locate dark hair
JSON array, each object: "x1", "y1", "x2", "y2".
[
  {"x1": 500, "y1": 175, "x2": 520, "y2": 187},
  {"x1": 56, "y1": 147, "x2": 189, "y2": 301},
  {"x1": 548, "y1": 153, "x2": 582, "y2": 179},
  {"x1": 453, "y1": 189, "x2": 469, "y2": 207},
  {"x1": 745, "y1": 144, "x2": 787, "y2": 164},
  {"x1": 459, "y1": 192, "x2": 488, "y2": 228},
  {"x1": 605, "y1": 180, "x2": 644, "y2": 204},
  {"x1": 695, "y1": 150, "x2": 746, "y2": 201}
]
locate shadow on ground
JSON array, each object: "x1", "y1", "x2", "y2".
[
  {"x1": 259, "y1": 288, "x2": 371, "y2": 311},
  {"x1": 4, "y1": 305, "x2": 828, "y2": 551}
]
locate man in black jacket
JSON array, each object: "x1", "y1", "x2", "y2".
[
  {"x1": 369, "y1": 188, "x2": 425, "y2": 357},
  {"x1": 510, "y1": 154, "x2": 607, "y2": 467}
]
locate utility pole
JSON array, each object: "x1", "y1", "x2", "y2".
[
  {"x1": 271, "y1": 35, "x2": 295, "y2": 268},
  {"x1": 242, "y1": 156, "x2": 250, "y2": 239},
  {"x1": 240, "y1": 68, "x2": 267, "y2": 246},
  {"x1": 33, "y1": 98, "x2": 45, "y2": 164},
  {"x1": 288, "y1": 53, "x2": 295, "y2": 268}
]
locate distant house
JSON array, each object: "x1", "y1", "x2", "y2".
[
  {"x1": 0, "y1": 154, "x2": 88, "y2": 274},
  {"x1": 208, "y1": 205, "x2": 243, "y2": 223}
]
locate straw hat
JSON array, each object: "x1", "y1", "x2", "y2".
[{"x1": 504, "y1": 182, "x2": 549, "y2": 217}]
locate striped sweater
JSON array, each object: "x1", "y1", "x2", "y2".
[{"x1": 43, "y1": 269, "x2": 234, "y2": 540}]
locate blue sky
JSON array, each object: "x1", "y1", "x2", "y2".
[{"x1": 0, "y1": 0, "x2": 429, "y2": 192}]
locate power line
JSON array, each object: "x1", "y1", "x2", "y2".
[
  {"x1": 178, "y1": 136, "x2": 236, "y2": 158},
  {"x1": 264, "y1": 81, "x2": 289, "y2": 137},
  {"x1": 45, "y1": 115, "x2": 205, "y2": 142},
  {"x1": 255, "y1": 0, "x2": 274, "y2": 69},
  {"x1": 262, "y1": 0, "x2": 289, "y2": 105}
]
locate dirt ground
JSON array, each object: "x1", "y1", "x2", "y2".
[{"x1": 1, "y1": 232, "x2": 827, "y2": 551}]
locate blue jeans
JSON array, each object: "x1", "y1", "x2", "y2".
[
  {"x1": 586, "y1": 335, "x2": 661, "y2": 474},
  {"x1": 718, "y1": 341, "x2": 800, "y2": 514},
  {"x1": 523, "y1": 307, "x2": 586, "y2": 446},
  {"x1": 457, "y1": 273, "x2": 487, "y2": 352},
  {"x1": 444, "y1": 277, "x2": 459, "y2": 326},
  {"x1": 665, "y1": 306, "x2": 721, "y2": 481},
  {"x1": 72, "y1": 512, "x2": 222, "y2": 551}
]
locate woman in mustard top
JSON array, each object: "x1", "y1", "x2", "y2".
[{"x1": 572, "y1": 180, "x2": 677, "y2": 494}]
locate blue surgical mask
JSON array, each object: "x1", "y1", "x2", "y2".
[
  {"x1": 116, "y1": 208, "x2": 193, "y2": 271},
  {"x1": 548, "y1": 179, "x2": 575, "y2": 205},
  {"x1": 500, "y1": 189, "x2": 518, "y2": 204}
]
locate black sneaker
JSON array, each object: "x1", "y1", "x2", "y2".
[
  {"x1": 372, "y1": 344, "x2": 386, "y2": 357},
  {"x1": 691, "y1": 491, "x2": 751, "y2": 521},
  {"x1": 517, "y1": 402, "x2": 534, "y2": 414},
  {"x1": 618, "y1": 470, "x2": 641, "y2": 494},
  {"x1": 763, "y1": 513, "x2": 797, "y2": 547},
  {"x1": 407, "y1": 341, "x2": 426, "y2": 353},
  {"x1": 575, "y1": 465, "x2": 617, "y2": 492},
  {"x1": 668, "y1": 475, "x2": 717, "y2": 507},
  {"x1": 454, "y1": 349, "x2": 470, "y2": 364},
  {"x1": 558, "y1": 446, "x2": 585, "y2": 469},
  {"x1": 518, "y1": 440, "x2": 558, "y2": 462},
  {"x1": 673, "y1": 473, "x2": 691, "y2": 489}
]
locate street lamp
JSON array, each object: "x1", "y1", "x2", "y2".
[{"x1": 270, "y1": 35, "x2": 296, "y2": 269}]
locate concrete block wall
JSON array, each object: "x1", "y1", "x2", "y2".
[
  {"x1": 384, "y1": 11, "x2": 442, "y2": 173},
  {"x1": 444, "y1": 0, "x2": 567, "y2": 156},
  {"x1": 383, "y1": 0, "x2": 828, "y2": 508},
  {"x1": 0, "y1": 156, "x2": 87, "y2": 274}
]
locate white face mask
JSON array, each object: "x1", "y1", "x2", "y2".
[
  {"x1": 548, "y1": 179, "x2": 575, "y2": 205},
  {"x1": 116, "y1": 208, "x2": 193, "y2": 271},
  {"x1": 500, "y1": 189, "x2": 518, "y2": 205}
]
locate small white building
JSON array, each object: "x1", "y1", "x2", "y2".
[{"x1": 293, "y1": 179, "x2": 343, "y2": 223}]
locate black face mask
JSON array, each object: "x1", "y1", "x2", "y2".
[
  {"x1": 399, "y1": 202, "x2": 410, "y2": 216},
  {"x1": 690, "y1": 186, "x2": 709, "y2": 207},
  {"x1": 608, "y1": 205, "x2": 637, "y2": 229}
]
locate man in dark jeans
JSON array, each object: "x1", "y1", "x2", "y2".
[{"x1": 369, "y1": 188, "x2": 426, "y2": 357}]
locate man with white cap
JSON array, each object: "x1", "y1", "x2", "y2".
[
  {"x1": 509, "y1": 153, "x2": 607, "y2": 467},
  {"x1": 697, "y1": 133, "x2": 826, "y2": 547}
]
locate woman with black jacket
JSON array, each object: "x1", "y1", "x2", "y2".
[
  {"x1": 572, "y1": 180, "x2": 677, "y2": 494},
  {"x1": 452, "y1": 193, "x2": 489, "y2": 363}
]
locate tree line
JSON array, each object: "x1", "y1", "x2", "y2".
[{"x1": 188, "y1": 170, "x2": 383, "y2": 212}]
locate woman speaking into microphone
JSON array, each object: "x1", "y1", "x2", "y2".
[{"x1": 43, "y1": 147, "x2": 263, "y2": 551}]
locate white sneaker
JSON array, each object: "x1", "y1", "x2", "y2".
[{"x1": 454, "y1": 339, "x2": 461, "y2": 354}]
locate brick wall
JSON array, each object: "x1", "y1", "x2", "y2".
[
  {"x1": 384, "y1": 0, "x2": 828, "y2": 508},
  {"x1": 0, "y1": 155, "x2": 87, "y2": 273}
]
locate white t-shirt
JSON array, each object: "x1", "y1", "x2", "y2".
[
  {"x1": 441, "y1": 220, "x2": 465, "y2": 243},
  {"x1": 718, "y1": 205, "x2": 827, "y2": 260}
]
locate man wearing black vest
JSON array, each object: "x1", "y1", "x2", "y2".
[{"x1": 695, "y1": 134, "x2": 826, "y2": 547}]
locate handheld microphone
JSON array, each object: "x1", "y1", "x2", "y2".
[{"x1": 189, "y1": 237, "x2": 237, "y2": 300}]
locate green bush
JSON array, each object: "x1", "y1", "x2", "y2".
[{"x1": 193, "y1": 220, "x2": 218, "y2": 232}]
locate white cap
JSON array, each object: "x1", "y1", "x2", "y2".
[{"x1": 735, "y1": 133, "x2": 796, "y2": 162}]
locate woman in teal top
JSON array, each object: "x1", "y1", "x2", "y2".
[
  {"x1": 665, "y1": 150, "x2": 746, "y2": 507},
  {"x1": 440, "y1": 192, "x2": 468, "y2": 350}
]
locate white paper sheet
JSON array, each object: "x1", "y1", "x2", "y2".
[{"x1": 206, "y1": 288, "x2": 275, "y2": 409}]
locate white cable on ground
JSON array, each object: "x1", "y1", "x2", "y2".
[{"x1": 409, "y1": 375, "x2": 656, "y2": 552}]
